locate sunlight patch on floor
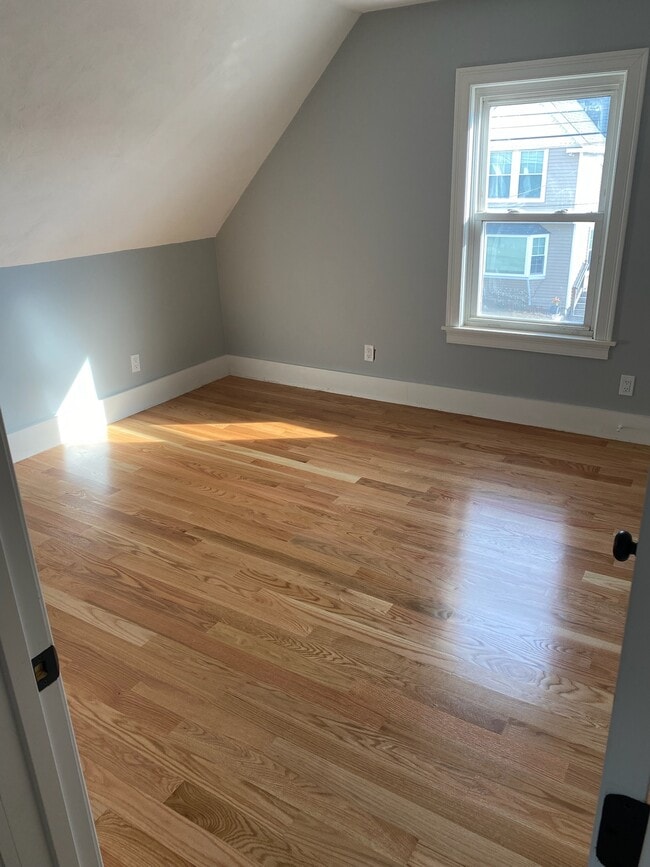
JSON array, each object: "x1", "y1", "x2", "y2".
[{"x1": 155, "y1": 421, "x2": 337, "y2": 442}]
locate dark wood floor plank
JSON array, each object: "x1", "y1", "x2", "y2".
[{"x1": 95, "y1": 811, "x2": 196, "y2": 867}]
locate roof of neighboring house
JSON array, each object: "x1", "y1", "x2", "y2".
[
  {"x1": 486, "y1": 223, "x2": 551, "y2": 236},
  {"x1": 489, "y1": 100, "x2": 607, "y2": 151}
]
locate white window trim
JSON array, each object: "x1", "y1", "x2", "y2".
[
  {"x1": 445, "y1": 48, "x2": 648, "y2": 359},
  {"x1": 487, "y1": 148, "x2": 549, "y2": 204}
]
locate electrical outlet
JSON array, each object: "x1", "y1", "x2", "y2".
[
  {"x1": 364, "y1": 344, "x2": 375, "y2": 362},
  {"x1": 130, "y1": 354, "x2": 141, "y2": 373},
  {"x1": 619, "y1": 374, "x2": 635, "y2": 396}
]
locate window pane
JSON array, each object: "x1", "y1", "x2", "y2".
[
  {"x1": 478, "y1": 221, "x2": 595, "y2": 326},
  {"x1": 520, "y1": 150, "x2": 545, "y2": 174},
  {"x1": 490, "y1": 151, "x2": 512, "y2": 172},
  {"x1": 517, "y1": 149, "x2": 544, "y2": 198},
  {"x1": 488, "y1": 175, "x2": 510, "y2": 198},
  {"x1": 488, "y1": 151, "x2": 512, "y2": 199},
  {"x1": 531, "y1": 236, "x2": 546, "y2": 255},
  {"x1": 486, "y1": 96, "x2": 610, "y2": 211},
  {"x1": 530, "y1": 236, "x2": 547, "y2": 275},
  {"x1": 485, "y1": 236, "x2": 527, "y2": 275},
  {"x1": 518, "y1": 172, "x2": 543, "y2": 199}
]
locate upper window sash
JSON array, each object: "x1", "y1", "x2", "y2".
[{"x1": 472, "y1": 84, "x2": 623, "y2": 217}]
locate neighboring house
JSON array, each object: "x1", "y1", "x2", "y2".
[{"x1": 482, "y1": 97, "x2": 608, "y2": 323}]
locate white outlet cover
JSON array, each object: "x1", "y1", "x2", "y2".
[
  {"x1": 619, "y1": 374, "x2": 635, "y2": 396},
  {"x1": 130, "y1": 354, "x2": 141, "y2": 373}
]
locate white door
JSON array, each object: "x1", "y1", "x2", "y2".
[
  {"x1": 0, "y1": 409, "x2": 102, "y2": 867},
  {"x1": 590, "y1": 484, "x2": 650, "y2": 866}
]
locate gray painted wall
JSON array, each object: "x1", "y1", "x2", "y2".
[
  {"x1": 0, "y1": 239, "x2": 224, "y2": 433},
  {"x1": 215, "y1": 0, "x2": 650, "y2": 415}
]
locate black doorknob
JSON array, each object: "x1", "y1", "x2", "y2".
[{"x1": 613, "y1": 530, "x2": 638, "y2": 562}]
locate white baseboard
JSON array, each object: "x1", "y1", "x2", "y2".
[
  {"x1": 227, "y1": 355, "x2": 650, "y2": 446},
  {"x1": 8, "y1": 355, "x2": 229, "y2": 462},
  {"x1": 10, "y1": 352, "x2": 650, "y2": 461}
]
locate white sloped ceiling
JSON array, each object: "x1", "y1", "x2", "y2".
[
  {"x1": 1, "y1": 0, "x2": 435, "y2": 267},
  {"x1": 1, "y1": 0, "x2": 359, "y2": 267}
]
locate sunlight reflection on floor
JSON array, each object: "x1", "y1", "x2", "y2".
[
  {"x1": 447, "y1": 493, "x2": 570, "y2": 696},
  {"x1": 148, "y1": 421, "x2": 337, "y2": 442}
]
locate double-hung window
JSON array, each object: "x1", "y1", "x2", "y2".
[{"x1": 445, "y1": 50, "x2": 647, "y2": 358}]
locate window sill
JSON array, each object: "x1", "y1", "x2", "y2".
[{"x1": 443, "y1": 325, "x2": 615, "y2": 359}]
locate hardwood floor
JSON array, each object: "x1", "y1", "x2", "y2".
[{"x1": 15, "y1": 376, "x2": 650, "y2": 866}]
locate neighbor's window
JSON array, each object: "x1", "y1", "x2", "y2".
[
  {"x1": 445, "y1": 50, "x2": 647, "y2": 358},
  {"x1": 488, "y1": 149, "x2": 548, "y2": 202},
  {"x1": 484, "y1": 225, "x2": 549, "y2": 278}
]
